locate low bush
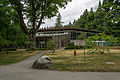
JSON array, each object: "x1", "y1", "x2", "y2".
[
  {"x1": 65, "y1": 42, "x2": 90, "y2": 49},
  {"x1": 2, "y1": 48, "x2": 16, "y2": 51}
]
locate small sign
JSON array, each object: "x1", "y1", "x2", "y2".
[{"x1": 74, "y1": 40, "x2": 85, "y2": 46}]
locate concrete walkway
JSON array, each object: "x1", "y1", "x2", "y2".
[{"x1": 0, "y1": 51, "x2": 120, "y2": 80}]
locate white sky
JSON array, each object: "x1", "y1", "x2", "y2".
[{"x1": 41, "y1": 0, "x2": 103, "y2": 28}]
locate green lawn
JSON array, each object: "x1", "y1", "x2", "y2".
[
  {"x1": 46, "y1": 49, "x2": 120, "y2": 72},
  {"x1": 0, "y1": 50, "x2": 42, "y2": 65}
]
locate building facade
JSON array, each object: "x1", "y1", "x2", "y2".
[{"x1": 36, "y1": 27, "x2": 104, "y2": 48}]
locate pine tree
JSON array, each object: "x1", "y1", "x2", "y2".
[
  {"x1": 55, "y1": 13, "x2": 63, "y2": 28},
  {"x1": 86, "y1": 7, "x2": 95, "y2": 30},
  {"x1": 73, "y1": 19, "x2": 76, "y2": 27},
  {"x1": 93, "y1": 0, "x2": 107, "y2": 31},
  {"x1": 74, "y1": 9, "x2": 89, "y2": 29},
  {"x1": 97, "y1": 0, "x2": 102, "y2": 11},
  {"x1": 68, "y1": 22, "x2": 73, "y2": 27},
  {"x1": 102, "y1": 0, "x2": 120, "y2": 37}
]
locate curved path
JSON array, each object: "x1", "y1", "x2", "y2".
[{"x1": 0, "y1": 51, "x2": 120, "y2": 80}]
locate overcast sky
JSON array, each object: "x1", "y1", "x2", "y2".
[{"x1": 41, "y1": 0, "x2": 103, "y2": 28}]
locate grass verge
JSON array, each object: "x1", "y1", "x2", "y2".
[
  {"x1": 0, "y1": 50, "x2": 42, "y2": 65},
  {"x1": 46, "y1": 49, "x2": 120, "y2": 72}
]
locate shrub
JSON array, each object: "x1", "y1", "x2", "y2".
[
  {"x1": 86, "y1": 33, "x2": 118, "y2": 54},
  {"x1": 65, "y1": 42, "x2": 90, "y2": 49},
  {"x1": 46, "y1": 39, "x2": 56, "y2": 50},
  {"x1": 2, "y1": 48, "x2": 16, "y2": 51}
]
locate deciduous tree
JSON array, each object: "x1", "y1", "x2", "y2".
[
  {"x1": 9, "y1": 0, "x2": 71, "y2": 50},
  {"x1": 0, "y1": 0, "x2": 30, "y2": 53}
]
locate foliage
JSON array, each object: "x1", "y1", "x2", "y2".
[
  {"x1": 65, "y1": 46, "x2": 84, "y2": 49},
  {"x1": 73, "y1": 0, "x2": 120, "y2": 37},
  {"x1": 0, "y1": 0, "x2": 12, "y2": 47},
  {"x1": 46, "y1": 39, "x2": 56, "y2": 50},
  {"x1": 2, "y1": 48, "x2": 16, "y2": 51},
  {"x1": 93, "y1": 1, "x2": 107, "y2": 31},
  {"x1": 86, "y1": 33, "x2": 118, "y2": 54},
  {"x1": 65, "y1": 42, "x2": 90, "y2": 49},
  {"x1": 64, "y1": 21, "x2": 74, "y2": 28},
  {"x1": 102, "y1": 0, "x2": 120, "y2": 37},
  {"x1": 67, "y1": 32, "x2": 87, "y2": 49},
  {"x1": 0, "y1": 0, "x2": 30, "y2": 48},
  {"x1": 74, "y1": 9, "x2": 89, "y2": 29},
  {"x1": 78, "y1": 32, "x2": 86, "y2": 40},
  {"x1": 74, "y1": 3, "x2": 107, "y2": 31},
  {"x1": 55, "y1": 13, "x2": 63, "y2": 28},
  {"x1": 9, "y1": 0, "x2": 71, "y2": 49}
]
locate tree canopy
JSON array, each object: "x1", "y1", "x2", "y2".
[
  {"x1": 72, "y1": 0, "x2": 120, "y2": 37},
  {"x1": 8, "y1": 0, "x2": 71, "y2": 49},
  {"x1": 55, "y1": 13, "x2": 63, "y2": 28},
  {"x1": 0, "y1": 0, "x2": 30, "y2": 53}
]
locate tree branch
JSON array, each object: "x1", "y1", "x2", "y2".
[
  {"x1": 34, "y1": 11, "x2": 45, "y2": 34},
  {"x1": 9, "y1": 0, "x2": 32, "y2": 40},
  {"x1": 34, "y1": 0, "x2": 47, "y2": 34},
  {"x1": 31, "y1": 0, "x2": 36, "y2": 30}
]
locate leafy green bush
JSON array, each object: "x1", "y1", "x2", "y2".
[
  {"x1": 86, "y1": 33, "x2": 119, "y2": 54},
  {"x1": 78, "y1": 32, "x2": 86, "y2": 40},
  {"x1": 2, "y1": 48, "x2": 16, "y2": 51},
  {"x1": 65, "y1": 42, "x2": 90, "y2": 49},
  {"x1": 46, "y1": 39, "x2": 56, "y2": 50},
  {"x1": 65, "y1": 46, "x2": 84, "y2": 49}
]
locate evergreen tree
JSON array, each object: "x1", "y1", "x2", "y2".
[
  {"x1": 67, "y1": 0, "x2": 119, "y2": 38},
  {"x1": 73, "y1": 19, "x2": 76, "y2": 27},
  {"x1": 102, "y1": 0, "x2": 120, "y2": 37},
  {"x1": 55, "y1": 13, "x2": 63, "y2": 28},
  {"x1": 93, "y1": 0, "x2": 107, "y2": 31},
  {"x1": 97, "y1": 0, "x2": 102, "y2": 10},
  {"x1": 86, "y1": 7, "x2": 95, "y2": 30},
  {"x1": 74, "y1": 9, "x2": 89, "y2": 29},
  {"x1": 68, "y1": 22, "x2": 73, "y2": 27}
]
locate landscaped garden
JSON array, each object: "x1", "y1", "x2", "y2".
[{"x1": 46, "y1": 49, "x2": 120, "y2": 72}]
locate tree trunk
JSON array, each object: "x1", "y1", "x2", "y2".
[
  {"x1": 6, "y1": 46, "x2": 9, "y2": 54},
  {"x1": 31, "y1": 34, "x2": 36, "y2": 50}
]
